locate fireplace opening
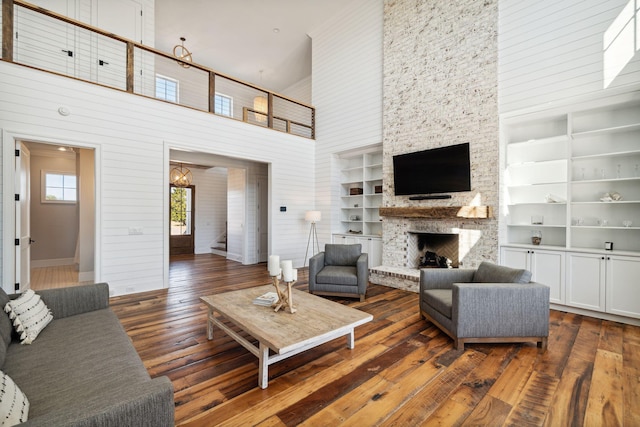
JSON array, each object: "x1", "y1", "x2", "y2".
[{"x1": 408, "y1": 232, "x2": 459, "y2": 269}]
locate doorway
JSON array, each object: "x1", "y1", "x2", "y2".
[
  {"x1": 169, "y1": 185, "x2": 195, "y2": 255},
  {"x1": 13, "y1": 141, "x2": 96, "y2": 292}
]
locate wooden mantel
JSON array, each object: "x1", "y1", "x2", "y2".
[{"x1": 379, "y1": 206, "x2": 493, "y2": 219}]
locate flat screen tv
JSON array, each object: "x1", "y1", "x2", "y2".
[{"x1": 393, "y1": 142, "x2": 471, "y2": 196}]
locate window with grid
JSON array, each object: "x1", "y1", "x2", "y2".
[
  {"x1": 42, "y1": 171, "x2": 77, "y2": 203},
  {"x1": 214, "y1": 93, "x2": 233, "y2": 117},
  {"x1": 155, "y1": 75, "x2": 178, "y2": 103}
]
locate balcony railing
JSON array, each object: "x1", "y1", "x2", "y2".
[{"x1": 0, "y1": 0, "x2": 315, "y2": 139}]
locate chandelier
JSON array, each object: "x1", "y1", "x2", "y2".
[
  {"x1": 170, "y1": 164, "x2": 192, "y2": 187},
  {"x1": 173, "y1": 37, "x2": 192, "y2": 68}
]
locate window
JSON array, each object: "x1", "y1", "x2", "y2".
[
  {"x1": 214, "y1": 93, "x2": 233, "y2": 117},
  {"x1": 156, "y1": 75, "x2": 178, "y2": 103},
  {"x1": 42, "y1": 171, "x2": 77, "y2": 203}
]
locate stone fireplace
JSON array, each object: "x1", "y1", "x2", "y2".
[
  {"x1": 407, "y1": 232, "x2": 459, "y2": 268},
  {"x1": 369, "y1": 207, "x2": 496, "y2": 293}
]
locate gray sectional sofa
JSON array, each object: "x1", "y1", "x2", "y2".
[{"x1": 0, "y1": 283, "x2": 174, "y2": 426}]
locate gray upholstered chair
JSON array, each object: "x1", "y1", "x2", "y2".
[
  {"x1": 419, "y1": 261, "x2": 549, "y2": 351},
  {"x1": 309, "y1": 244, "x2": 369, "y2": 301}
]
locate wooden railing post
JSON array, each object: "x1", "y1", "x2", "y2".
[
  {"x1": 267, "y1": 93, "x2": 274, "y2": 129},
  {"x1": 2, "y1": 0, "x2": 14, "y2": 61},
  {"x1": 208, "y1": 71, "x2": 216, "y2": 114},
  {"x1": 126, "y1": 41, "x2": 134, "y2": 93},
  {"x1": 311, "y1": 108, "x2": 316, "y2": 139}
]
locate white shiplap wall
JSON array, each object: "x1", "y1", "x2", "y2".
[
  {"x1": 191, "y1": 167, "x2": 227, "y2": 255},
  {"x1": 0, "y1": 61, "x2": 314, "y2": 295},
  {"x1": 310, "y1": 0, "x2": 384, "y2": 245},
  {"x1": 499, "y1": 0, "x2": 640, "y2": 113},
  {"x1": 281, "y1": 76, "x2": 312, "y2": 106}
]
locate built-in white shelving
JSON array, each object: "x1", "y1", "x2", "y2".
[
  {"x1": 338, "y1": 147, "x2": 383, "y2": 237},
  {"x1": 500, "y1": 90, "x2": 640, "y2": 324}
]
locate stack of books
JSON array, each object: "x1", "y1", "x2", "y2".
[{"x1": 252, "y1": 292, "x2": 279, "y2": 306}]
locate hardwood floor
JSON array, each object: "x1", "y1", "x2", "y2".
[{"x1": 109, "y1": 254, "x2": 640, "y2": 426}]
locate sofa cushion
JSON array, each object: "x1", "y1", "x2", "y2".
[
  {"x1": 0, "y1": 370, "x2": 29, "y2": 425},
  {"x1": 4, "y1": 290, "x2": 53, "y2": 344},
  {"x1": 324, "y1": 244, "x2": 362, "y2": 266},
  {"x1": 473, "y1": 261, "x2": 532, "y2": 284},
  {"x1": 423, "y1": 289, "x2": 453, "y2": 319},
  {"x1": 3, "y1": 308, "x2": 151, "y2": 420},
  {"x1": 316, "y1": 266, "x2": 358, "y2": 286}
]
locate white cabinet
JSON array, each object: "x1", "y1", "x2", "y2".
[
  {"x1": 566, "y1": 252, "x2": 640, "y2": 319},
  {"x1": 501, "y1": 246, "x2": 565, "y2": 304},
  {"x1": 606, "y1": 255, "x2": 640, "y2": 319},
  {"x1": 332, "y1": 234, "x2": 382, "y2": 269},
  {"x1": 566, "y1": 252, "x2": 606, "y2": 312},
  {"x1": 502, "y1": 246, "x2": 640, "y2": 322},
  {"x1": 339, "y1": 147, "x2": 383, "y2": 237}
]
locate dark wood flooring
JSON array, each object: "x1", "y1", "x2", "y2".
[{"x1": 109, "y1": 254, "x2": 640, "y2": 426}]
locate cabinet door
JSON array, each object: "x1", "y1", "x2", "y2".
[
  {"x1": 501, "y1": 247, "x2": 530, "y2": 270},
  {"x1": 567, "y1": 252, "x2": 606, "y2": 312},
  {"x1": 606, "y1": 255, "x2": 640, "y2": 319},
  {"x1": 531, "y1": 250, "x2": 565, "y2": 304},
  {"x1": 367, "y1": 237, "x2": 382, "y2": 268}
]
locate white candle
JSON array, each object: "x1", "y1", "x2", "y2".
[
  {"x1": 281, "y1": 260, "x2": 293, "y2": 282},
  {"x1": 268, "y1": 255, "x2": 280, "y2": 276},
  {"x1": 292, "y1": 268, "x2": 298, "y2": 282}
]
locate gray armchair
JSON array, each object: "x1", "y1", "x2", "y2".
[
  {"x1": 420, "y1": 261, "x2": 549, "y2": 351},
  {"x1": 309, "y1": 244, "x2": 369, "y2": 301}
]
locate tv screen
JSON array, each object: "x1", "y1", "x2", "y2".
[{"x1": 393, "y1": 143, "x2": 471, "y2": 196}]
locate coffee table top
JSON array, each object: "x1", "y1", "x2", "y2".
[{"x1": 200, "y1": 285, "x2": 373, "y2": 354}]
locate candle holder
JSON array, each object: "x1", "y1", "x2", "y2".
[{"x1": 270, "y1": 274, "x2": 296, "y2": 314}]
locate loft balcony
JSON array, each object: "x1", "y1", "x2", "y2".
[{"x1": 0, "y1": 0, "x2": 315, "y2": 139}]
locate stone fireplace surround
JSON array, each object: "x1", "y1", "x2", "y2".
[{"x1": 369, "y1": 214, "x2": 497, "y2": 293}]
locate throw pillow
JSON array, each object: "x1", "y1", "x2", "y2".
[
  {"x1": 0, "y1": 371, "x2": 29, "y2": 425},
  {"x1": 4, "y1": 290, "x2": 53, "y2": 345}
]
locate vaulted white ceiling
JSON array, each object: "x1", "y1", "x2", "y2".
[{"x1": 155, "y1": 0, "x2": 358, "y2": 92}]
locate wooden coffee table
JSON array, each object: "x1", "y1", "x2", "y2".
[{"x1": 200, "y1": 285, "x2": 373, "y2": 389}]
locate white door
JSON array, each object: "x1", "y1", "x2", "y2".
[
  {"x1": 15, "y1": 143, "x2": 32, "y2": 292},
  {"x1": 14, "y1": 0, "x2": 76, "y2": 76},
  {"x1": 93, "y1": 0, "x2": 142, "y2": 89}
]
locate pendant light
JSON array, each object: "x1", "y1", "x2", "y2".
[
  {"x1": 170, "y1": 163, "x2": 192, "y2": 187},
  {"x1": 253, "y1": 70, "x2": 268, "y2": 123}
]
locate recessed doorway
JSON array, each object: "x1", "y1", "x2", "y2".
[{"x1": 169, "y1": 184, "x2": 195, "y2": 255}]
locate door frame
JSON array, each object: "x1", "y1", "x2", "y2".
[{"x1": 2, "y1": 130, "x2": 101, "y2": 294}]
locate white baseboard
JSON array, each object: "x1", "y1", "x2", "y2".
[{"x1": 31, "y1": 258, "x2": 75, "y2": 268}]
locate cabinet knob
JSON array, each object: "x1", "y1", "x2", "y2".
[{"x1": 601, "y1": 257, "x2": 605, "y2": 260}]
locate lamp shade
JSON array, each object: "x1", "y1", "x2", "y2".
[
  {"x1": 305, "y1": 210, "x2": 321, "y2": 223},
  {"x1": 253, "y1": 95, "x2": 268, "y2": 123}
]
